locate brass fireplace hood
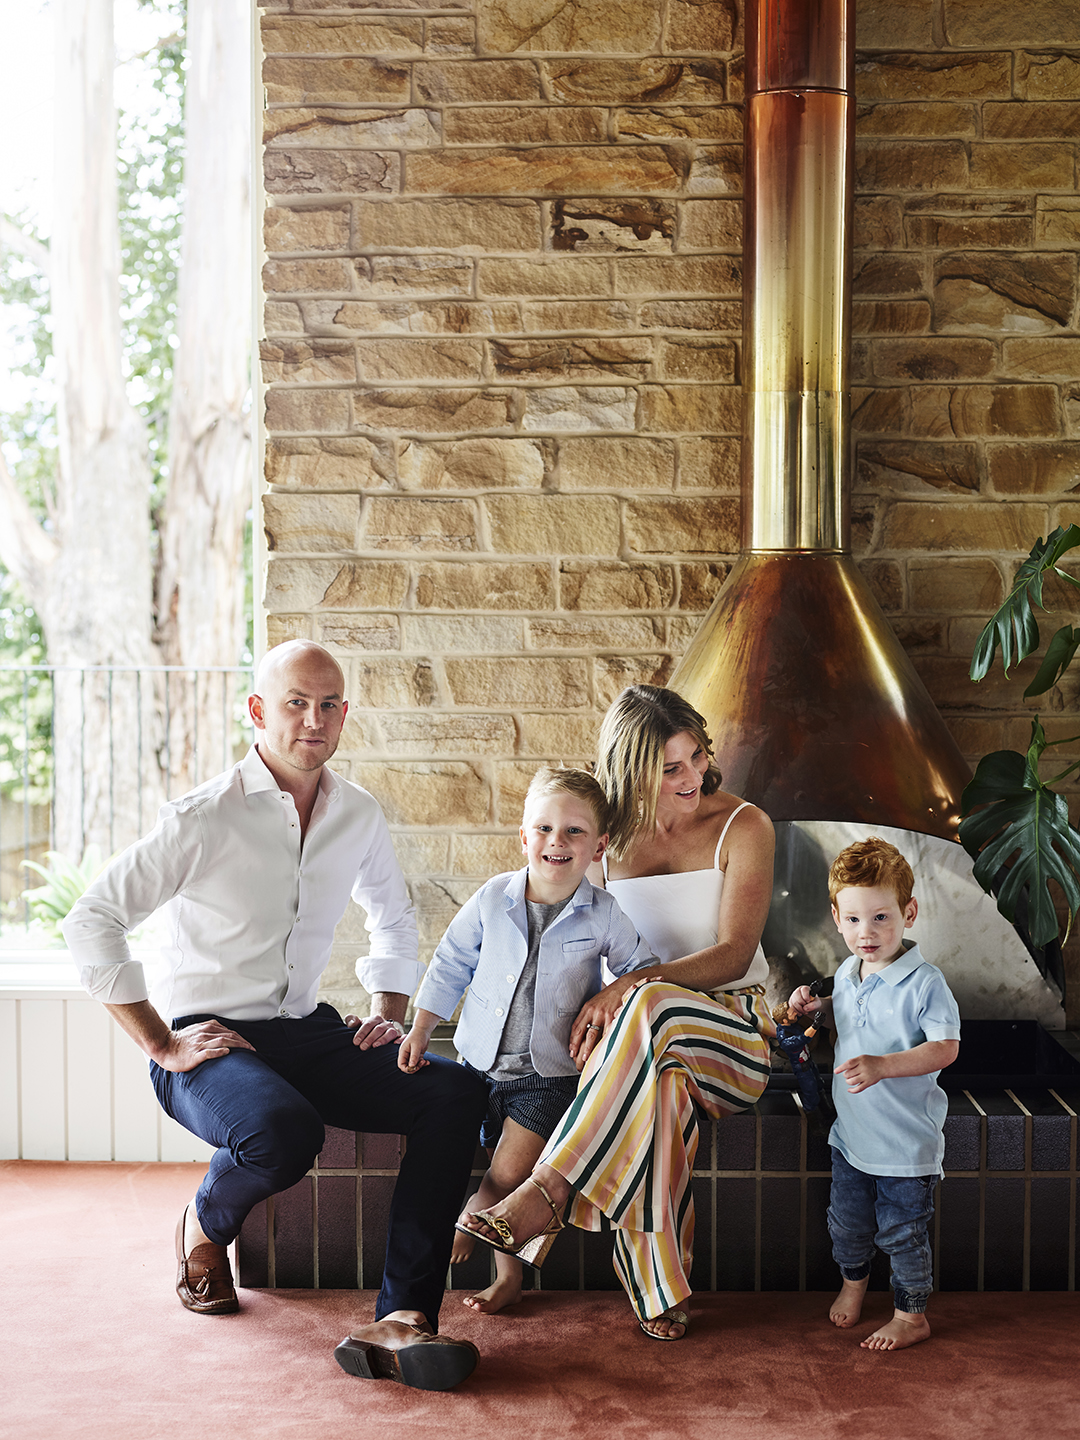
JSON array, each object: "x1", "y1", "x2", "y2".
[{"x1": 670, "y1": 0, "x2": 970, "y2": 841}]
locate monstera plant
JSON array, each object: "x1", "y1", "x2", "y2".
[{"x1": 961, "y1": 523, "x2": 1080, "y2": 953}]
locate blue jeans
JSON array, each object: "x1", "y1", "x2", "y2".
[
  {"x1": 827, "y1": 1147, "x2": 936, "y2": 1314},
  {"x1": 151, "y1": 1004, "x2": 488, "y2": 1331}
]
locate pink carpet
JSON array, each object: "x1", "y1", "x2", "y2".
[{"x1": 3, "y1": 1160, "x2": 1079, "y2": 1440}]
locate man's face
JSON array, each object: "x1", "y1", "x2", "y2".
[{"x1": 249, "y1": 648, "x2": 348, "y2": 779}]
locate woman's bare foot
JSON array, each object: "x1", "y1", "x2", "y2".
[
  {"x1": 461, "y1": 1274, "x2": 524, "y2": 1314},
  {"x1": 861, "y1": 1311, "x2": 931, "y2": 1351},
  {"x1": 459, "y1": 1166, "x2": 569, "y2": 1249},
  {"x1": 640, "y1": 1310, "x2": 688, "y2": 1340},
  {"x1": 451, "y1": 1221, "x2": 476, "y2": 1265},
  {"x1": 830, "y1": 1276, "x2": 869, "y2": 1328}
]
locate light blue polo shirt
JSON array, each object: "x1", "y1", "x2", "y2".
[{"x1": 829, "y1": 942, "x2": 961, "y2": 1178}]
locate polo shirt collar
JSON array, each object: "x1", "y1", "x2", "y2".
[{"x1": 838, "y1": 941, "x2": 925, "y2": 988}]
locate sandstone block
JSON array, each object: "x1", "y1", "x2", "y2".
[
  {"x1": 264, "y1": 558, "x2": 342, "y2": 611},
  {"x1": 264, "y1": 493, "x2": 360, "y2": 553},
  {"x1": 357, "y1": 197, "x2": 539, "y2": 252},
  {"x1": 1002, "y1": 340, "x2": 1080, "y2": 381},
  {"x1": 355, "y1": 255, "x2": 475, "y2": 297},
  {"x1": 479, "y1": 257, "x2": 611, "y2": 297},
  {"x1": 615, "y1": 107, "x2": 741, "y2": 143},
  {"x1": 855, "y1": 102, "x2": 976, "y2": 138},
  {"x1": 398, "y1": 437, "x2": 546, "y2": 491},
  {"x1": 854, "y1": 197, "x2": 904, "y2": 249},
  {"x1": 987, "y1": 443, "x2": 1080, "y2": 496},
  {"x1": 985, "y1": 101, "x2": 1080, "y2": 141},
  {"x1": 413, "y1": 60, "x2": 541, "y2": 103},
  {"x1": 856, "y1": 0, "x2": 934, "y2": 47},
  {"x1": 659, "y1": 339, "x2": 736, "y2": 383},
  {"x1": 338, "y1": 713, "x2": 383, "y2": 754},
  {"x1": 263, "y1": 258, "x2": 354, "y2": 293},
  {"x1": 906, "y1": 215, "x2": 1031, "y2": 249},
  {"x1": 355, "y1": 762, "x2": 489, "y2": 826},
  {"x1": 908, "y1": 557, "x2": 1004, "y2": 612},
  {"x1": 856, "y1": 440, "x2": 980, "y2": 493},
  {"x1": 854, "y1": 52, "x2": 1010, "y2": 101},
  {"x1": 616, "y1": 255, "x2": 741, "y2": 296},
  {"x1": 314, "y1": 299, "x2": 520, "y2": 335},
  {"x1": 318, "y1": 615, "x2": 400, "y2": 650},
  {"x1": 521, "y1": 386, "x2": 636, "y2": 433},
  {"x1": 912, "y1": 654, "x2": 1043, "y2": 712},
  {"x1": 854, "y1": 140, "x2": 968, "y2": 191},
  {"x1": 595, "y1": 654, "x2": 674, "y2": 707},
  {"x1": 264, "y1": 389, "x2": 351, "y2": 433},
  {"x1": 933, "y1": 251, "x2": 1076, "y2": 332},
  {"x1": 263, "y1": 108, "x2": 439, "y2": 150},
  {"x1": 517, "y1": 712, "x2": 603, "y2": 757},
  {"x1": 908, "y1": 385, "x2": 1061, "y2": 440},
  {"x1": 625, "y1": 496, "x2": 738, "y2": 554},
  {"x1": 970, "y1": 144, "x2": 1075, "y2": 191},
  {"x1": 545, "y1": 59, "x2": 727, "y2": 105},
  {"x1": 479, "y1": 0, "x2": 661, "y2": 53},
  {"x1": 320, "y1": 561, "x2": 411, "y2": 609},
  {"x1": 350, "y1": 658, "x2": 440, "y2": 710},
  {"x1": 264, "y1": 205, "x2": 351, "y2": 253},
  {"x1": 667, "y1": 616, "x2": 700, "y2": 651},
  {"x1": 1017, "y1": 52, "x2": 1080, "y2": 101},
  {"x1": 857, "y1": 559, "x2": 904, "y2": 612},
  {"x1": 854, "y1": 255, "x2": 925, "y2": 298},
  {"x1": 263, "y1": 58, "x2": 410, "y2": 106},
  {"x1": 677, "y1": 560, "x2": 729, "y2": 609},
  {"x1": 265, "y1": 301, "x2": 305, "y2": 334},
  {"x1": 881, "y1": 502, "x2": 1050, "y2": 554},
  {"x1": 559, "y1": 559, "x2": 675, "y2": 610},
  {"x1": 871, "y1": 338, "x2": 995, "y2": 383},
  {"x1": 528, "y1": 616, "x2": 663, "y2": 652},
  {"x1": 522, "y1": 301, "x2": 636, "y2": 332},
  {"x1": 261, "y1": 340, "x2": 357, "y2": 385},
  {"x1": 559, "y1": 436, "x2": 676, "y2": 490},
  {"x1": 493, "y1": 339, "x2": 651, "y2": 382},
  {"x1": 1036, "y1": 198, "x2": 1080, "y2": 245},
  {"x1": 851, "y1": 387, "x2": 905, "y2": 435},
  {"x1": 486, "y1": 493, "x2": 621, "y2": 554},
  {"x1": 678, "y1": 437, "x2": 740, "y2": 491},
  {"x1": 551, "y1": 198, "x2": 675, "y2": 254},
  {"x1": 687, "y1": 146, "x2": 743, "y2": 195},
  {"x1": 358, "y1": 339, "x2": 484, "y2": 383},
  {"x1": 496, "y1": 762, "x2": 546, "y2": 826},
  {"x1": 852, "y1": 302, "x2": 931, "y2": 335},
  {"x1": 266, "y1": 436, "x2": 387, "y2": 491},
  {"x1": 426, "y1": 18, "x2": 476, "y2": 54},
  {"x1": 379, "y1": 712, "x2": 517, "y2": 756},
  {"x1": 261, "y1": 16, "x2": 425, "y2": 54},
  {"x1": 265, "y1": 150, "x2": 398, "y2": 196},
  {"x1": 679, "y1": 200, "x2": 741, "y2": 251},
  {"x1": 415, "y1": 560, "x2": 554, "y2": 611},
  {"x1": 406, "y1": 146, "x2": 681, "y2": 197},
  {"x1": 352, "y1": 387, "x2": 514, "y2": 434},
  {"x1": 387, "y1": 833, "x2": 452, "y2": 878},
  {"x1": 452, "y1": 834, "x2": 528, "y2": 876},
  {"x1": 399, "y1": 615, "x2": 524, "y2": 652},
  {"x1": 362, "y1": 496, "x2": 479, "y2": 552},
  {"x1": 640, "y1": 384, "x2": 741, "y2": 434},
  {"x1": 639, "y1": 300, "x2": 741, "y2": 331},
  {"x1": 266, "y1": 614, "x2": 313, "y2": 646},
  {"x1": 445, "y1": 656, "x2": 590, "y2": 708},
  {"x1": 445, "y1": 107, "x2": 605, "y2": 145},
  {"x1": 664, "y1": 0, "x2": 737, "y2": 52},
  {"x1": 945, "y1": 0, "x2": 1080, "y2": 46}
]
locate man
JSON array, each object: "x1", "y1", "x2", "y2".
[{"x1": 62, "y1": 640, "x2": 488, "y2": 1391}]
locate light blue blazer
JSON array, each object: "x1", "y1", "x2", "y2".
[{"x1": 414, "y1": 868, "x2": 657, "y2": 1077}]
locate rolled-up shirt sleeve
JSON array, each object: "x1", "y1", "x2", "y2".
[{"x1": 351, "y1": 804, "x2": 421, "y2": 998}]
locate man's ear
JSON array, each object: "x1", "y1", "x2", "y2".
[
  {"x1": 593, "y1": 834, "x2": 609, "y2": 861},
  {"x1": 904, "y1": 897, "x2": 918, "y2": 928},
  {"x1": 248, "y1": 693, "x2": 265, "y2": 730},
  {"x1": 341, "y1": 699, "x2": 349, "y2": 720}
]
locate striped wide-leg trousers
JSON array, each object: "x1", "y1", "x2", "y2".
[{"x1": 540, "y1": 980, "x2": 772, "y2": 1322}]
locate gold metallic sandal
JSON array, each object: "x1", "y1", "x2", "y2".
[
  {"x1": 455, "y1": 1175, "x2": 565, "y2": 1268},
  {"x1": 639, "y1": 1309, "x2": 689, "y2": 1341}
]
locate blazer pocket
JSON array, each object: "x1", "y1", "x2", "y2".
[
  {"x1": 561, "y1": 938, "x2": 597, "y2": 952},
  {"x1": 466, "y1": 991, "x2": 489, "y2": 1009}
]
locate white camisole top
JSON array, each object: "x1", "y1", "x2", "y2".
[{"x1": 602, "y1": 800, "x2": 769, "y2": 993}]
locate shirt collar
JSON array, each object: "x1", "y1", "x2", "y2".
[
  {"x1": 239, "y1": 744, "x2": 341, "y2": 804},
  {"x1": 839, "y1": 942, "x2": 925, "y2": 988},
  {"x1": 504, "y1": 867, "x2": 593, "y2": 909}
]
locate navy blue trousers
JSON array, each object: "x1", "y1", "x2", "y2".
[{"x1": 151, "y1": 1004, "x2": 488, "y2": 1331}]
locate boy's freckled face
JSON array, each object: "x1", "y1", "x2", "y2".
[
  {"x1": 831, "y1": 884, "x2": 917, "y2": 971},
  {"x1": 520, "y1": 793, "x2": 607, "y2": 901}
]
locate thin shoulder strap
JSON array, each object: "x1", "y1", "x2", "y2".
[{"x1": 713, "y1": 800, "x2": 753, "y2": 869}]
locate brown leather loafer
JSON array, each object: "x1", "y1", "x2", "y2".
[
  {"x1": 334, "y1": 1320, "x2": 479, "y2": 1391},
  {"x1": 175, "y1": 1205, "x2": 239, "y2": 1315}
]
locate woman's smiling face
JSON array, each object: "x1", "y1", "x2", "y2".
[{"x1": 656, "y1": 730, "x2": 709, "y2": 818}]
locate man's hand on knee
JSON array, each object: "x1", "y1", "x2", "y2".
[
  {"x1": 345, "y1": 1014, "x2": 406, "y2": 1050},
  {"x1": 156, "y1": 1020, "x2": 256, "y2": 1072}
]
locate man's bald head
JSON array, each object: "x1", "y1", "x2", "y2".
[
  {"x1": 254, "y1": 640, "x2": 345, "y2": 699},
  {"x1": 249, "y1": 641, "x2": 348, "y2": 782}
]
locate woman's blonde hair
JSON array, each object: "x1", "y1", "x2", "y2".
[{"x1": 594, "y1": 685, "x2": 722, "y2": 858}]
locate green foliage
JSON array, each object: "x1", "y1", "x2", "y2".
[
  {"x1": 21, "y1": 847, "x2": 105, "y2": 938},
  {"x1": 962, "y1": 526, "x2": 1080, "y2": 950}
]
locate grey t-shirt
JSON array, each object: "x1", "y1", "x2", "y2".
[{"x1": 486, "y1": 894, "x2": 572, "y2": 1082}]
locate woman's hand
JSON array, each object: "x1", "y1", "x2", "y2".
[{"x1": 569, "y1": 973, "x2": 655, "y2": 1070}]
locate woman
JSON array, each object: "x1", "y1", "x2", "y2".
[{"x1": 459, "y1": 685, "x2": 774, "y2": 1339}]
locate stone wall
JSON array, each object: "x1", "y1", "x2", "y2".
[{"x1": 257, "y1": 0, "x2": 1080, "y2": 1018}]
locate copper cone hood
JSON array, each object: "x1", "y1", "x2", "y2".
[{"x1": 670, "y1": 0, "x2": 970, "y2": 841}]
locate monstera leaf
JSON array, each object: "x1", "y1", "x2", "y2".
[
  {"x1": 969, "y1": 524, "x2": 1080, "y2": 684},
  {"x1": 959, "y1": 729, "x2": 1080, "y2": 950}
]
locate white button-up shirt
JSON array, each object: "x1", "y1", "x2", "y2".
[{"x1": 62, "y1": 747, "x2": 421, "y2": 1021}]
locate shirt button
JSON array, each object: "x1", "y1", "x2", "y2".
[
  {"x1": 506, "y1": 974, "x2": 515, "y2": 983},
  {"x1": 495, "y1": 1007, "x2": 504, "y2": 1017}
]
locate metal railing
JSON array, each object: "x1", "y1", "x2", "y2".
[{"x1": 0, "y1": 664, "x2": 253, "y2": 933}]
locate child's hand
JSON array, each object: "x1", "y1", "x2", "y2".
[
  {"x1": 834, "y1": 1053, "x2": 886, "y2": 1093},
  {"x1": 787, "y1": 985, "x2": 819, "y2": 1017},
  {"x1": 397, "y1": 1030, "x2": 430, "y2": 1074}
]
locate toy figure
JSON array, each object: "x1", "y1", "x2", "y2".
[{"x1": 771, "y1": 988, "x2": 836, "y2": 1134}]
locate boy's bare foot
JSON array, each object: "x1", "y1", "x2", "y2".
[
  {"x1": 861, "y1": 1311, "x2": 931, "y2": 1351},
  {"x1": 461, "y1": 1275, "x2": 523, "y2": 1314},
  {"x1": 451, "y1": 1216, "x2": 476, "y2": 1265},
  {"x1": 830, "y1": 1276, "x2": 869, "y2": 1328}
]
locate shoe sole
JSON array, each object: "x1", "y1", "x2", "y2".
[{"x1": 333, "y1": 1336, "x2": 478, "y2": 1391}]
